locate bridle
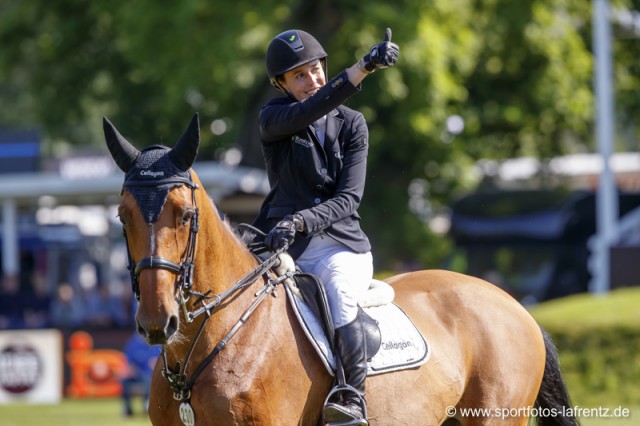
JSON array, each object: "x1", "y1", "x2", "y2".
[
  {"x1": 107, "y1": 115, "x2": 298, "y2": 425},
  {"x1": 121, "y1": 173, "x2": 200, "y2": 323},
  {"x1": 120, "y1": 173, "x2": 294, "y2": 423}
]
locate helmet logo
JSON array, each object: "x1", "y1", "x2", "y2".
[{"x1": 277, "y1": 30, "x2": 304, "y2": 51}]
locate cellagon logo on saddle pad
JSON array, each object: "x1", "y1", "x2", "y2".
[{"x1": 382, "y1": 340, "x2": 413, "y2": 351}]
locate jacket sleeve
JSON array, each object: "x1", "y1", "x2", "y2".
[
  {"x1": 259, "y1": 70, "x2": 360, "y2": 142},
  {"x1": 297, "y1": 112, "x2": 368, "y2": 234}
]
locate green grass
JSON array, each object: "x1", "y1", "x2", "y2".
[
  {"x1": 530, "y1": 286, "x2": 640, "y2": 332},
  {"x1": 529, "y1": 287, "x2": 640, "y2": 411},
  {"x1": 2, "y1": 398, "x2": 152, "y2": 426}
]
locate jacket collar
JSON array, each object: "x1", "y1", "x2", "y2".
[{"x1": 324, "y1": 110, "x2": 343, "y2": 152}]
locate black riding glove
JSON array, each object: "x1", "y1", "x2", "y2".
[
  {"x1": 357, "y1": 28, "x2": 400, "y2": 73},
  {"x1": 265, "y1": 215, "x2": 297, "y2": 252}
]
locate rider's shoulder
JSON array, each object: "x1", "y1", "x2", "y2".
[{"x1": 336, "y1": 104, "x2": 365, "y2": 122}]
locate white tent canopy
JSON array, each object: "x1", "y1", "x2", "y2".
[{"x1": 0, "y1": 161, "x2": 268, "y2": 277}]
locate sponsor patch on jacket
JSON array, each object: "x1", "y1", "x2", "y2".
[{"x1": 291, "y1": 135, "x2": 313, "y2": 148}]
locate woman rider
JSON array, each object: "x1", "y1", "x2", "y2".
[{"x1": 253, "y1": 28, "x2": 399, "y2": 424}]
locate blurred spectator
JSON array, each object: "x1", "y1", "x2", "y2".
[
  {"x1": 85, "y1": 285, "x2": 128, "y2": 328},
  {"x1": 0, "y1": 275, "x2": 25, "y2": 328},
  {"x1": 23, "y1": 272, "x2": 51, "y2": 328},
  {"x1": 121, "y1": 332, "x2": 161, "y2": 416},
  {"x1": 120, "y1": 288, "x2": 136, "y2": 326},
  {"x1": 51, "y1": 283, "x2": 85, "y2": 329}
]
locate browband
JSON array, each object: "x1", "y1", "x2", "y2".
[{"x1": 124, "y1": 176, "x2": 198, "y2": 189}]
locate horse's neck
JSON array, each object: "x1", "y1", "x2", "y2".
[
  {"x1": 178, "y1": 196, "x2": 265, "y2": 347},
  {"x1": 163, "y1": 191, "x2": 316, "y2": 395},
  {"x1": 193, "y1": 183, "x2": 259, "y2": 284},
  {"x1": 199, "y1": 213, "x2": 258, "y2": 292}
]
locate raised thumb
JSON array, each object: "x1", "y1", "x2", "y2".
[{"x1": 384, "y1": 28, "x2": 392, "y2": 42}]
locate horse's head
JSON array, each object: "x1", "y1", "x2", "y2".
[{"x1": 104, "y1": 114, "x2": 200, "y2": 345}]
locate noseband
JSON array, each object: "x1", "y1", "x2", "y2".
[{"x1": 122, "y1": 174, "x2": 199, "y2": 322}]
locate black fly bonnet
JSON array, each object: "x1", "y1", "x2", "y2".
[
  {"x1": 123, "y1": 145, "x2": 193, "y2": 223},
  {"x1": 103, "y1": 114, "x2": 200, "y2": 302}
]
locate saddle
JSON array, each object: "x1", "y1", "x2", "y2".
[
  {"x1": 274, "y1": 253, "x2": 430, "y2": 377},
  {"x1": 293, "y1": 272, "x2": 383, "y2": 360}
]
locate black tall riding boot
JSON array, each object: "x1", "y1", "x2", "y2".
[{"x1": 323, "y1": 316, "x2": 368, "y2": 425}]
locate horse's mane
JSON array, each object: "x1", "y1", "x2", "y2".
[
  {"x1": 236, "y1": 223, "x2": 260, "y2": 246},
  {"x1": 203, "y1": 192, "x2": 258, "y2": 249}
]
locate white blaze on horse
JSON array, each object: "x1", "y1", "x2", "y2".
[{"x1": 104, "y1": 114, "x2": 578, "y2": 426}]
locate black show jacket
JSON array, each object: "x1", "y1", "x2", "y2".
[{"x1": 253, "y1": 70, "x2": 372, "y2": 259}]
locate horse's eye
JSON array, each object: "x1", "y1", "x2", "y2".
[{"x1": 180, "y1": 209, "x2": 194, "y2": 226}]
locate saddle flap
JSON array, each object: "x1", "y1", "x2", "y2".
[
  {"x1": 360, "y1": 308, "x2": 381, "y2": 359},
  {"x1": 294, "y1": 273, "x2": 335, "y2": 347}
]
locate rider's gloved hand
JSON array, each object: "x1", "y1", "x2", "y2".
[
  {"x1": 357, "y1": 28, "x2": 399, "y2": 73},
  {"x1": 265, "y1": 215, "x2": 297, "y2": 252}
]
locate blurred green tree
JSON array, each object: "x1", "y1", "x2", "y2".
[{"x1": 1, "y1": 0, "x2": 638, "y2": 270}]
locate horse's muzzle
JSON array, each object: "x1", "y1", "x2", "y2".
[{"x1": 137, "y1": 313, "x2": 179, "y2": 345}]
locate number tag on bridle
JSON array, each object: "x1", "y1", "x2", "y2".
[{"x1": 179, "y1": 401, "x2": 195, "y2": 426}]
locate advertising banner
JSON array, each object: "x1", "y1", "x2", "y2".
[{"x1": 0, "y1": 329, "x2": 63, "y2": 404}]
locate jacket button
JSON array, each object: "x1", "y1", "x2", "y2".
[
  {"x1": 320, "y1": 168, "x2": 327, "y2": 174},
  {"x1": 314, "y1": 198, "x2": 321, "y2": 204}
]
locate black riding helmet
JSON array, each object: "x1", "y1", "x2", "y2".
[{"x1": 266, "y1": 29, "x2": 328, "y2": 91}]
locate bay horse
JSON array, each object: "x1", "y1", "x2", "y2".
[{"x1": 104, "y1": 114, "x2": 578, "y2": 426}]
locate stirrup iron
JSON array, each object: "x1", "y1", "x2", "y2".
[{"x1": 323, "y1": 384, "x2": 368, "y2": 426}]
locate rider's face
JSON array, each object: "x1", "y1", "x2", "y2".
[{"x1": 280, "y1": 59, "x2": 326, "y2": 101}]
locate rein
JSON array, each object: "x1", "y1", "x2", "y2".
[{"x1": 161, "y1": 245, "x2": 294, "y2": 404}]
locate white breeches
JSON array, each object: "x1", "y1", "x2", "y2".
[{"x1": 296, "y1": 234, "x2": 373, "y2": 328}]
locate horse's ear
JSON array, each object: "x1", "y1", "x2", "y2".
[
  {"x1": 103, "y1": 117, "x2": 140, "y2": 173},
  {"x1": 170, "y1": 113, "x2": 200, "y2": 171}
]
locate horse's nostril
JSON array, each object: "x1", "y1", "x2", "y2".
[
  {"x1": 136, "y1": 312, "x2": 178, "y2": 345},
  {"x1": 137, "y1": 321, "x2": 147, "y2": 339},
  {"x1": 166, "y1": 315, "x2": 179, "y2": 338}
]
